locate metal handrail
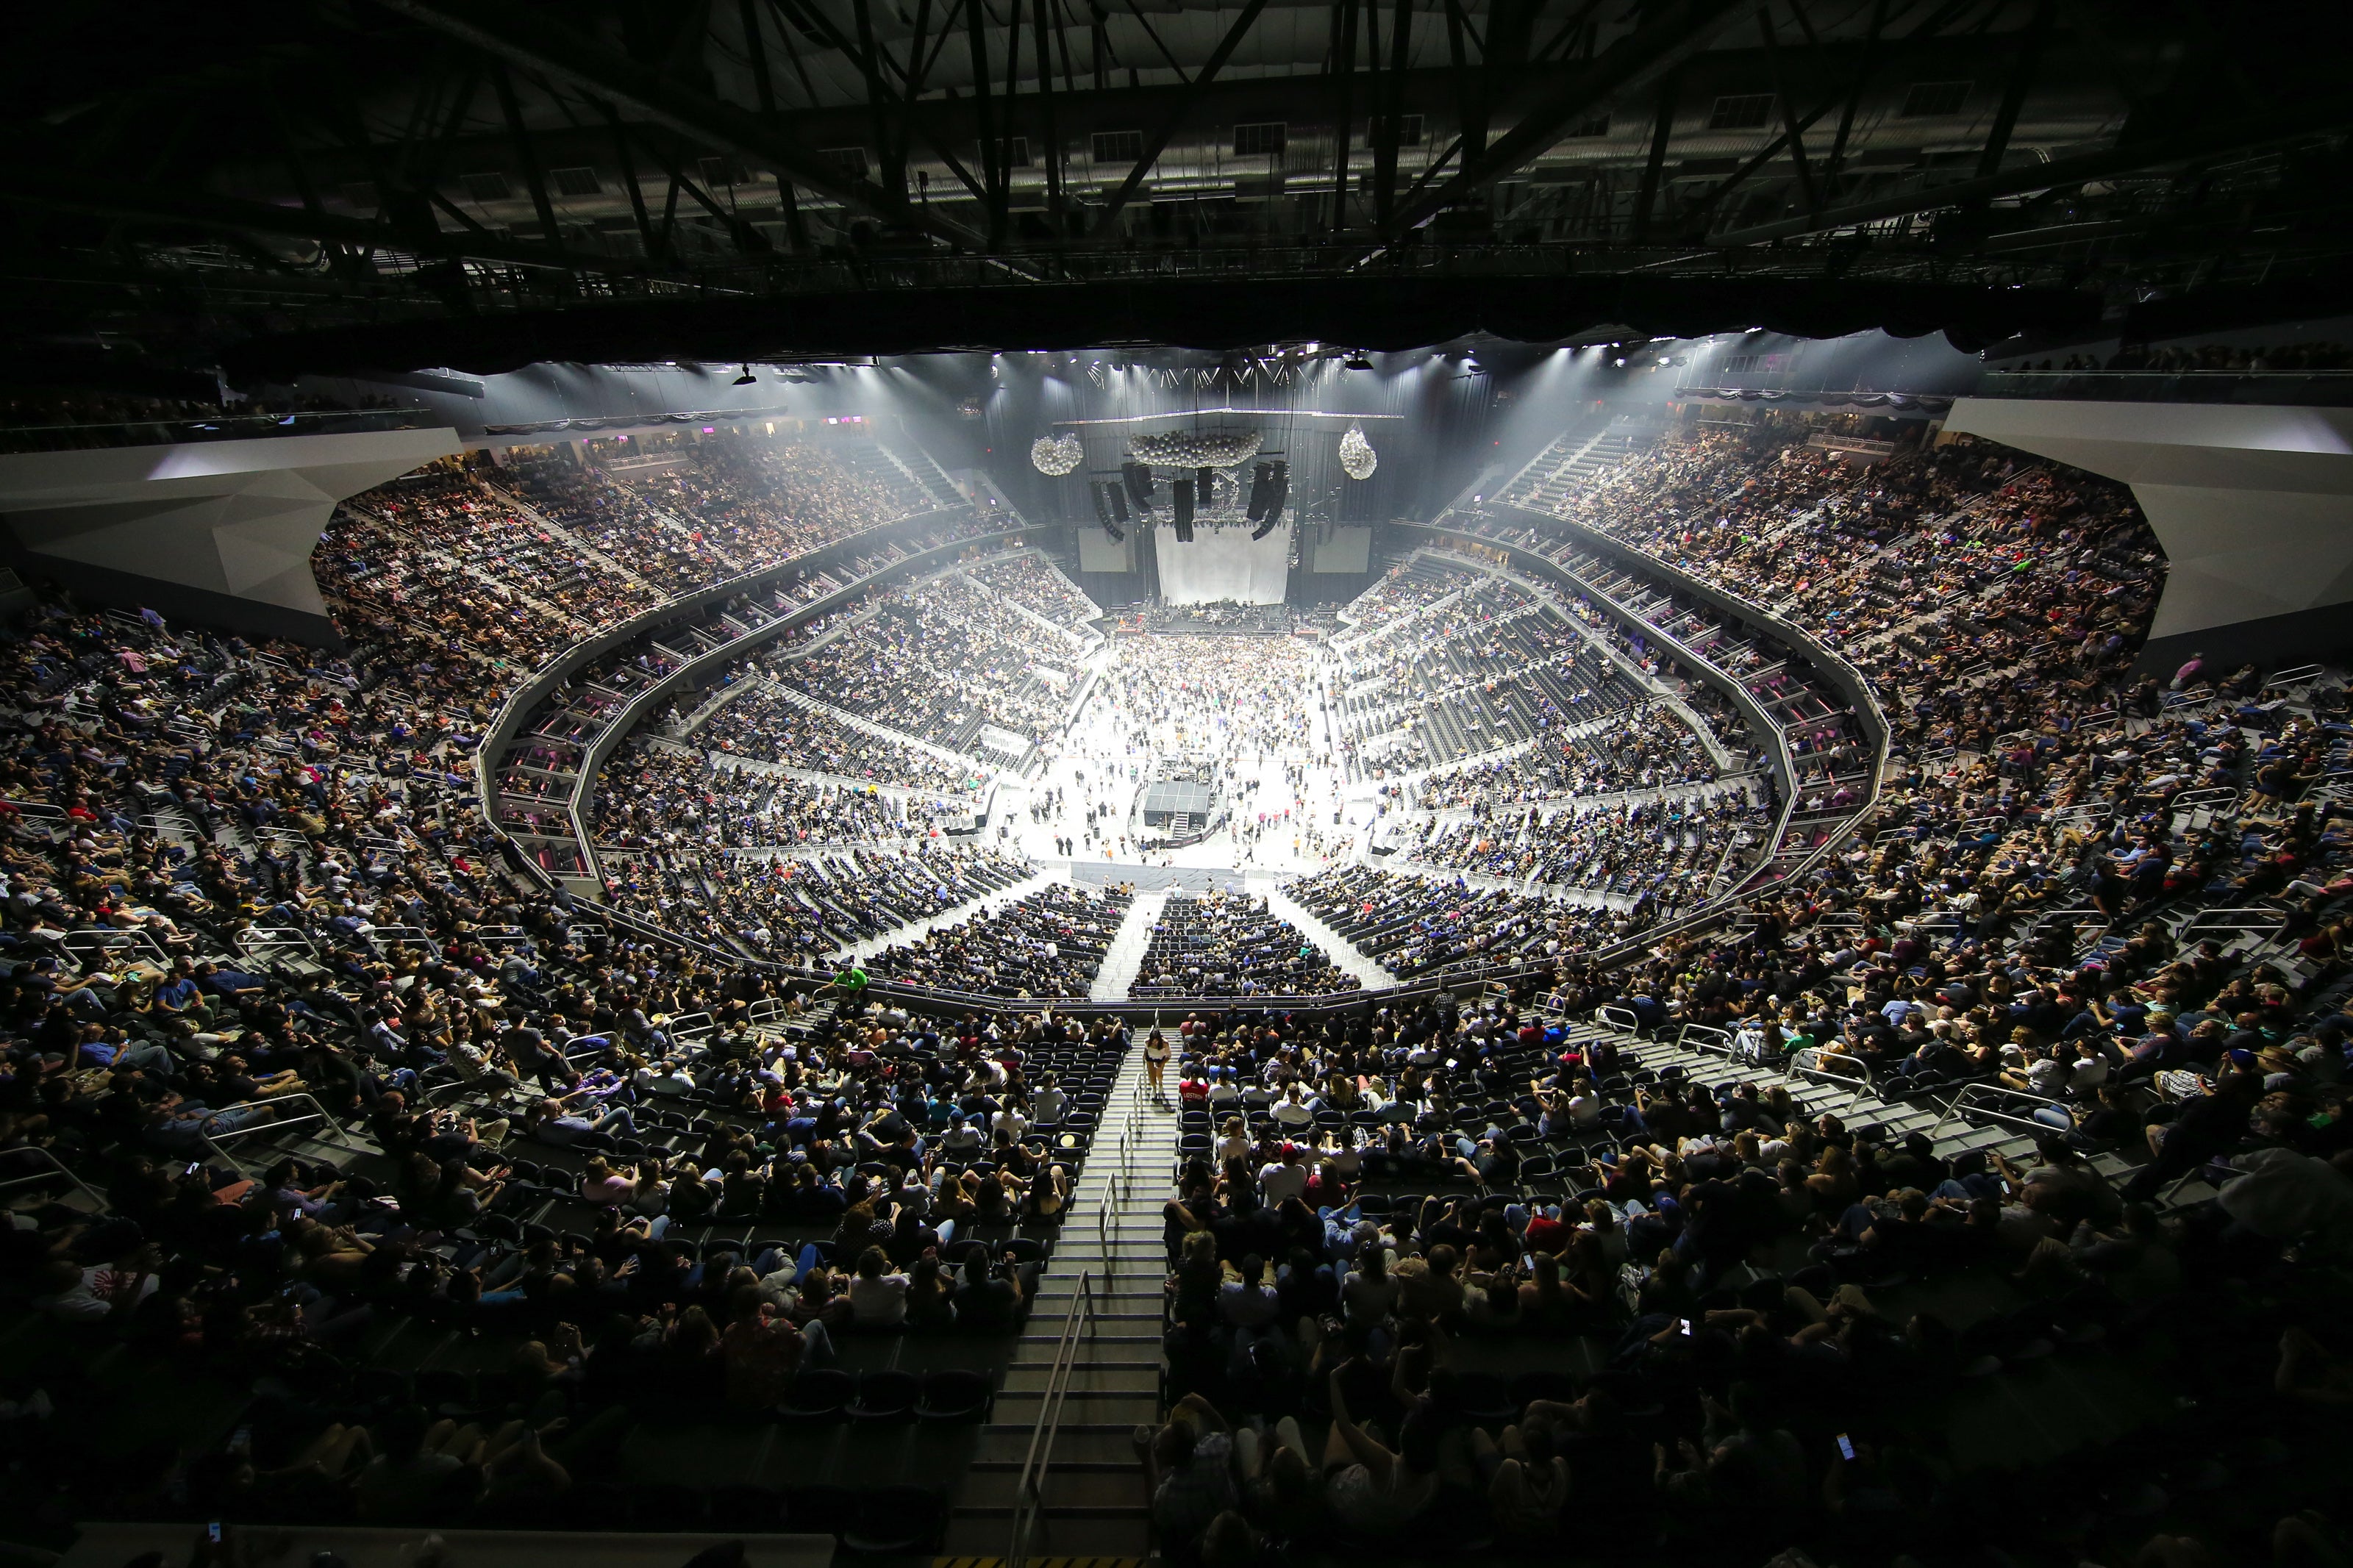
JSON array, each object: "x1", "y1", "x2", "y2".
[
  {"x1": 1007, "y1": 1269, "x2": 1098, "y2": 1568},
  {"x1": 1786, "y1": 1047, "x2": 1870, "y2": 1087},
  {"x1": 1929, "y1": 1081, "x2": 2074, "y2": 1142},
  {"x1": 192, "y1": 1093, "x2": 367, "y2": 1171},
  {"x1": 0, "y1": 1145, "x2": 110, "y2": 1212}
]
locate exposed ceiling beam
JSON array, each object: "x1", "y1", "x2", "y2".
[
  {"x1": 368, "y1": 0, "x2": 990, "y2": 252},
  {"x1": 0, "y1": 173, "x2": 648, "y2": 277},
  {"x1": 1714, "y1": 99, "x2": 2353, "y2": 246},
  {"x1": 1094, "y1": 0, "x2": 1274, "y2": 230},
  {"x1": 1371, "y1": 0, "x2": 1750, "y2": 246}
]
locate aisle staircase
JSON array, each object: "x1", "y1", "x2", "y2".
[
  {"x1": 943, "y1": 1041, "x2": 1174, "y2": 1559},
  {"x1": 1091, "y1": 889, "x2": 1168, "y2": 1000}
]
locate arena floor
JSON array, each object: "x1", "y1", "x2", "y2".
[{"x1": 997, "y1": 632, "x2": 1377, "y2": 876}]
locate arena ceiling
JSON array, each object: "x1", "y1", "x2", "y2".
[{"x1": 3, "y1": 0, "x2": 2349, "y2": 384}]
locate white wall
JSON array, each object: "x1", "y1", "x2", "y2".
[
  {"x1": 1943, "y1": 399, "x2": 2353, "y2": 648},
  {"x1": 0, "y1": 427, "x2": 462, "y2": 623},
  {"x1": 1313, "y1": 526, "x2": 1373, "y2": 575},
  {"x1": 1154, "y1": 525, "x2": 1290, "y2": 604},
  {"x1": 1076, "y1": 529, "x2": 1135, "y2": 573}
]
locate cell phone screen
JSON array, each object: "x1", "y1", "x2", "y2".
[
  {"x1": 1678, "y1": 1317, "x2": 1692, "y2": 1336},
  {"x1": 1836, "y1": 1434, "x2": 1856, "y2": 1461}
]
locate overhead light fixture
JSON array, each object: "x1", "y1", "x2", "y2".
[
  {"x1": 1132, "y1": 428, "x2": 1262, "y2": 468},
  {"x1": 1338, "y1": 424, "x2": 1378, "y2": 481},
  {"x1": 1029, "y1": 433, "x2": 1084, "y2": 476},
  {"x1": 1344, "y1": 354, "x2": 1374, "y2": 370},
  {"x1": 733, "y1": 365, "x2": 757, "y2": 385}
]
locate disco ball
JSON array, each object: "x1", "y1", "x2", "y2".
[
  {"x1": 1029, "y1": 433, "x2": 1084, "y2": 475},
  {"x1": 1338, "y1": 423, "x2": 1378, "y2": 480},
  {"x1": 1131, "y1": 428, "x2": 1263, "y2": 468}
]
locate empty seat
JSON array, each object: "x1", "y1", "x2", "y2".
[
  {"x1": 848, "y1": 1369, "x2": 920, "y2": 1421},
  {"x1": 915, "y1": 1368, "x2": 993, "y2": 1422},
  {"x1": 779, "y1": 1367, "x2": 854, "y2": 1422}
]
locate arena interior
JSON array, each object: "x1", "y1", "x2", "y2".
[{"x1": 4, "y1": 4, "x2": 2353, "y2": 1567}]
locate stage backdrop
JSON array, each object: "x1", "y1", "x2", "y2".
[{"x1": 1154, "y1": 524, "x2": 1290, "y2": 604}]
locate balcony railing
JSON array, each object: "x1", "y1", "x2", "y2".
[{"x1": 0, "y1": 406, "x2": 440, "y2": 454}]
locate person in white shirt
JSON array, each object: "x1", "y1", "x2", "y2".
[
  {"x1": 2002, "y1": 1042, "x2": 2066, "y2": 1097},
  {"x1": 847, "y1": 1247, "x2": 910, "y2": 1326},
  {"x1": 1259, "y1": 1148, "x2": 1309, "y2": 1206},
  {"x1": 1032, "y1": 1075, "x2": 1068, "y2": 1123},
  {"x1": 940, "y1": 1114, "x2": 985, "y2": 1155},
  {"x1": 1272, "y1": 1085, "x2": 1316, "y2": 1131}
]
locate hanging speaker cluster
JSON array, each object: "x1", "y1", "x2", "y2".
[
  {"x1": 1249, "y1": 460, "x2": 1290, "y2": 540},
  {"x1": 1091, "y1": 482, "x2": 1126, "y2": 541},
  {"x1": 1171, "y1": 478, "x2": 1195, "y2": 542},
  {"x1": 1122, "y1": 460, "x2": 1156, "y2": 514}
]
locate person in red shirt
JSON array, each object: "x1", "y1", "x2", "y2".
[{"x1": 1522, "y1": 1204, "x2": 1571, "y2": 1256}]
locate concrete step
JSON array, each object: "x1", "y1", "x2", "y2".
[
  {"x1": 973, "y1": 1426, "x2": 1150, "y2": 1466},
  {"x1": 993, "y1": 1390, "x2": 1160, "y2": 1425},
  {"x1": 956, "y1": 1465, "x2": 1151, "y2": 1511},
  {"x1": 1020, "y1": 1330, "x2": 1162, "y2": 1349},
  {"x1": 1003, "y1": 1362, "x2": 1160, "y2": 1395},
  {"x1": 940, "y1": 1511, "x2": 1149, "y2": 1556}
]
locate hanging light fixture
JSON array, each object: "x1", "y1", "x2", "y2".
[
  {"x1": 1131, "y1": 428, "x2": 1262, "y2": 468},
  {"x1": 1029, "y1": 433, "x2": 1085, "y2": 475},
  {"x1": 733, "y1": 365, "x2": 758, "y2": 384},
  {"x1": 1338, "y1": 423, "x2": 1378, "y2": 480}
]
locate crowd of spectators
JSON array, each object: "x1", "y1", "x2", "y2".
[
  {"x1": 1133, "y1": 892, "x2": 1360, "y2": 999},
  {"x1": 1107, "y1": 633, "x2": 1324, "y2": 767},
  {"x1": 773, "y1": 574, "x2": 1079, "y2": 759},
  {"x1": 695, "y1": 684, "x2": 980, "y2": 795},
  {"x1": 1327, "y1": 556, "x2": 1734, "y2": 791},
  {"x1": 1285, "y1": 866, "x2": 1638, "y2": 975},
  {"x1": 0, "y1": 564, "x2": 1136, "y2": 1540},
  {"x1": 505, "y1": 449, "x2": 757, "y2": 598},
  {"x1": 870, "y1": 884, "x2": 1134, "y2": 999},
  {"x1": 1408, "y1": 700, "x2": 1721, "y2": 813},
  {"x1": 1143, "y1": 963, "x2": 2353, "y2": 1567},
  {"x1": 596, "y1": 746, "x2": 918, "y2": 852},
  {"x1": 1396, "y1": 790, "x2": 1768, "y2": 918},
  {"x1": 351, "y1": 464, "x2": 667, "y2": 633},
  {"x1": 970, "y1": 555, "x2": 1102, "y2": 631}
]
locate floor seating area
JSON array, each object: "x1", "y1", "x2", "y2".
[{"x1": 1131, "y1": 891, "x2": 1361, "y2": 998}]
